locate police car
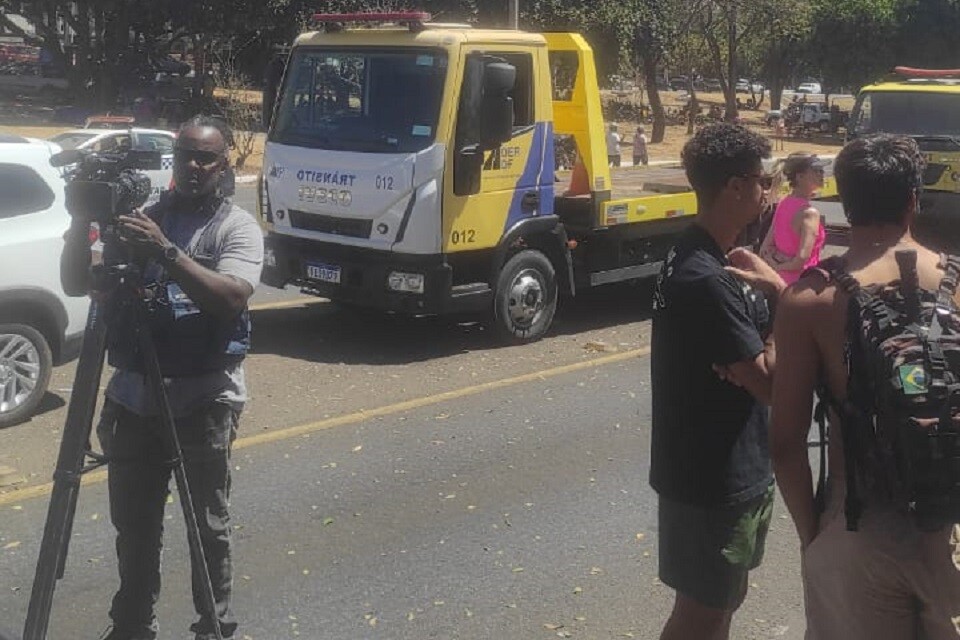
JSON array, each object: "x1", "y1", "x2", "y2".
[{"x1": 47, "y1": 127, "x2": 175, "y2": 201}]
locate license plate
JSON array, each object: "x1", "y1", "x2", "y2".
[{"x1": 306, "y1": 262, "x2": 341, "y2": 284}]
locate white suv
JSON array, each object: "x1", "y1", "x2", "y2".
[{"x1": 0, "y1": 134, "x2": 89, "y2": 427}]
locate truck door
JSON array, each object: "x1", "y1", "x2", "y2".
[{"x1": 444, "y1": 48, "x2": 554, "y2": 254}]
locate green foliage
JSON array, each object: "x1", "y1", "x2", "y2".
[{"x1": 4, "y1": 0, "x2": 960, "y2": 108}]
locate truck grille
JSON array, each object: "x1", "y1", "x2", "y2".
[{"x1": 289, "y1": 210, "x2": 372, "y2": 239}]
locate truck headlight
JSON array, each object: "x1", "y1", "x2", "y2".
[{"x1": 387, "y1": 271, "x2": 425, "y2": 294}]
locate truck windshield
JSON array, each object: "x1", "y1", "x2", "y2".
[
  {"x1": 850, "y1": 91, "x2": 960, "y2": 137},
  {"x1": 271, "y1": 48, "x2": 447, "y2": 154}
]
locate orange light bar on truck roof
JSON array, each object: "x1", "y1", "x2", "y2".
[
  {"x1": 894, "y1": 66, "x2": 960, "y2": 79},
  {"x1": 312, "y1": 11, "x2": 432, "y2": 24}
]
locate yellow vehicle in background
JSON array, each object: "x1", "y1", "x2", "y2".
[
  {"x1": 258, "y1": 12, "x2": 702, "y2": 342},
  {"x1": 848, "y1": 67, "x2": 960, "y2": 248}
]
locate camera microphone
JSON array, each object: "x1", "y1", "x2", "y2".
[{"x1": 50, "y1": 148, "x2": 92, "y2": 167}]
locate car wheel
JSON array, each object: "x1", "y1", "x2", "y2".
[
  {"x1": 0, "y1": 324, "x2": 53, "y2": 428},
  {"x1": 492, "y1": 250, "x2": 558, "y2": 343}
]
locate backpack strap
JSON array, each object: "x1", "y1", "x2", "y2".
[
  {"x1": 801, "y1": 259, "x2": 862, "y2": 527},
  {"x1": 936, "y1": 253, "x2": 960, "y2": 312},
  {"x1": 924, "y1": 254, "x2": 960, "y2": 397},
  {"x1": 811, "y1": 257, "x2": 868, "y2": 530}
]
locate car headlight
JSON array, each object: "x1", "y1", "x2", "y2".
[{"x1": 387, "y1": 271, "x2": 425, "y2": 294}]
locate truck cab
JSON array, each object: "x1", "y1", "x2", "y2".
[
  {"x1": 848, "y1": 67, "x2": 960, "y2": 249},
  {"x1": 258, "y1": 13, "x2": 694, "y2": 341}
]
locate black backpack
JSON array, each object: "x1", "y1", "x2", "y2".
[{"x1": 814, "y1": 250, "x2": 960, "y2": 532}]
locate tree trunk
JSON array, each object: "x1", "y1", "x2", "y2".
[
  {"x1": 641, "y1": 50, "x2": 666, "y2": 143},
  {"x1": 687, "y1": 79, "x2": 699, "y2": 136},
  {"x1": 770, "y1": 82, "x2": 784, "y2": 112},
  {"x1": 724, "y1": 2, "x2": 738, "y2": 121}
]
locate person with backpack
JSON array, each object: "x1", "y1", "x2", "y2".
[
  {"x1": 652, "y1": 123, "x2": 779, "y2": 640},
  {"x1": 728, "y1": 134, "x2": 960, "y2": 639}
]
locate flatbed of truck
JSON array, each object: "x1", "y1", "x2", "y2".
[{"x1": 556, "y1": 164, "x2": 692, "y2": 199}]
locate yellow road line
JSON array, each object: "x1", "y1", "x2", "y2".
[
  {"x1": 249, "y1": 297, "x2": 327, "y2": 312},
  {"x1": 0, "y1": 346, "x2": 650, "y2": 507}
]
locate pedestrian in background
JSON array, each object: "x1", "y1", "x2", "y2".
[
  {"x1": 651, "y1": 123, "x2": 782, "y2": 640},
  {"x1": 632, "y1": 125, "x2": 649, "y2": 166},
  {"x1": 758, "y1": 153, "x2": 826, "y2": 284},
  {"x1": 606, "y1": 123, "x2": 622, "y2": 167}
]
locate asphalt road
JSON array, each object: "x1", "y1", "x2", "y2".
[{"x1": 0, "y1": 352, "x2": 807, "y2": 640}]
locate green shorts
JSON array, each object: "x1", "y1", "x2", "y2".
[{"x1": 657, "y1": 483, "x2": 775, "y2": 610}]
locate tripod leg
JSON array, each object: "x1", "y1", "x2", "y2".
[
  {"x1": 23, "y1": 300, "x2": 108, "y2": 640},
  {"x1": 136, "y1": 329, "x2": 224, "y2": 640}
]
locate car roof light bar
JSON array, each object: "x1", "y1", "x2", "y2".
[
  {"x1": 894, "y1": 66, "x2": 960, "y2": 79},
  {"x1": 312, "y1": 12, "x2": 433, "y2": 30}
]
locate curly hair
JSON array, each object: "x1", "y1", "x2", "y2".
[
  {"x1": 834, "y1": 134, "x2": 925, "y2": 227},
  {"x1": 179, "y1": 114, "x2": 234, "y2": 151},
  {"x1": 681, "y1": 123, "x2": 772, "y2": 205}
]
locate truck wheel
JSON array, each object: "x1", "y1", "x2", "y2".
[
  {"x1": 492, "y1": 250, "x2": 558, "y2": 343},
  {"x1": 0, "y1": 324, "x2": 53, "y2": 429}
]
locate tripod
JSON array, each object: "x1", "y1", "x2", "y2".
[{"x1": 23, "y1": 255, "x2": 223, "y2": 640}]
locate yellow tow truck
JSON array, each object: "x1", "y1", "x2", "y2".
[
  {"x1": 257, "y1": 11, "x2": 704, "y2": 341},
  {"x1": 847, "y1": 66, "x2": 960, "y2": 249}
]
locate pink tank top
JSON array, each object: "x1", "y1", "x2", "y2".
[{"x1": 773, "y1": 195, "x2": 826, "y2": 284}]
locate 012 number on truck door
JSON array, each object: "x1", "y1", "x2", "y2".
[{"x1": 450, "y1": 229, "x2": 477, "y2": 245}]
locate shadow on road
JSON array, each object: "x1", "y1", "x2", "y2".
[
  {"x1": 0, "y1": 392, "x2": 67, "y2": 431},
  {"x1": 250, "y1": 280, "x2": 656, "y2": 366}
]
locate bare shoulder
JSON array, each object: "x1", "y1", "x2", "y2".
[{"x1": 780, "y1": 268, "x2": 838, "y2": 318}]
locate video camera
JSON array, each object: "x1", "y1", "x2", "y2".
[{"x1": 50, "y1": 148, "x2": 161, "y2": 223}]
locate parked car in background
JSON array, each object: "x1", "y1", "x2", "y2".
[
  {"x1": 700, "y1": 77, "x2": 722, "y2": 92},
  {"x1": 47, "y1": 127, "x2": 175, "y2": 201},
  {"x1": 736, "y1": 78, "x2": 764, "y2": 94},
  {"x1": 796, "y1": 81, "x2": 823, "y2": 94},
  {"x1": 0, "y1": 135, "x2": 89, "y2": 428}
]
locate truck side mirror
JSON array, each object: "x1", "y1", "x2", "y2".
[{"x1": 479, "y1": 62, "x2": 516, "y2": 150}]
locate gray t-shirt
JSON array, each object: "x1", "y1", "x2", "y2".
[{"x1": 106, "y1": 199, "x2": 264, "y2": 417}]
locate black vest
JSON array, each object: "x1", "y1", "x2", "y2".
[{"x1": 106, "y1": 195, "x2": 252, "y2": 377}]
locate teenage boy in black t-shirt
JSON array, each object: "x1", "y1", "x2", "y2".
[{"x1": 651, "y1": 123, "x2": 783, "y2": 640}]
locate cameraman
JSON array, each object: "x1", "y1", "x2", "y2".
[{"x1": 61, "y1": 116, "x2": 263, "y2": 640}]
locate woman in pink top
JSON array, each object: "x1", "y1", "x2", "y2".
[{"x1": 759, "y1": 153, "x2": 827, "y2": 284}]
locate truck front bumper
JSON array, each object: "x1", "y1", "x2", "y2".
[{"x1": 261, "y1": 234, "x2": 492, "y2": 315}]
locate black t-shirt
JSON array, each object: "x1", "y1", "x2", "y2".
[{"x1": 650, "y1": 224, "x2": 773, "y2": 506}]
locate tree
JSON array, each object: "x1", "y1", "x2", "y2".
[
  {"x1": 632, "y1": 0, "x2": 700, "y2": 142},
  {"x1": 740, "y1": 0, "x2": 815, "y2": 110}
]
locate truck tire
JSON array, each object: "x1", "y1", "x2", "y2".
[
  {"x1": 492, "y1": 250, "x2": 558, "y2": 343},
  {"x1": 0, "y1": 324, "x2": 53, "y2": 429}
]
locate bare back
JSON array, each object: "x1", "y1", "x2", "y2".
[{"x1": 811, "y1": 241, "x2": 951, "y2": 407}]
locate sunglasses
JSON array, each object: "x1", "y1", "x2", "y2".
[
  {"x1": 174, "y1": 148, "x2": 223, "y2": 166},
  {"x1": 741, "y1": 173, "x2": 775, "y2": 190}
]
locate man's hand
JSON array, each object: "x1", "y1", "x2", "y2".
[
  {"x1": 117, "y1": 210, "x2": 172, "y2": 259},
  {"x1": 726, "y1": 247, "x2": 787, "y2": 298},
  {"x1": 713, "y1": 363, "x2": 743, "y2": 387}
]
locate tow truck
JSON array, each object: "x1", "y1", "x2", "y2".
[
  {"x1": 257, "y1": 12, "x2": 710, "y2": 341},
  {"x1": 847, "y1": 66, "x2": 960, "y2": 249}
]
